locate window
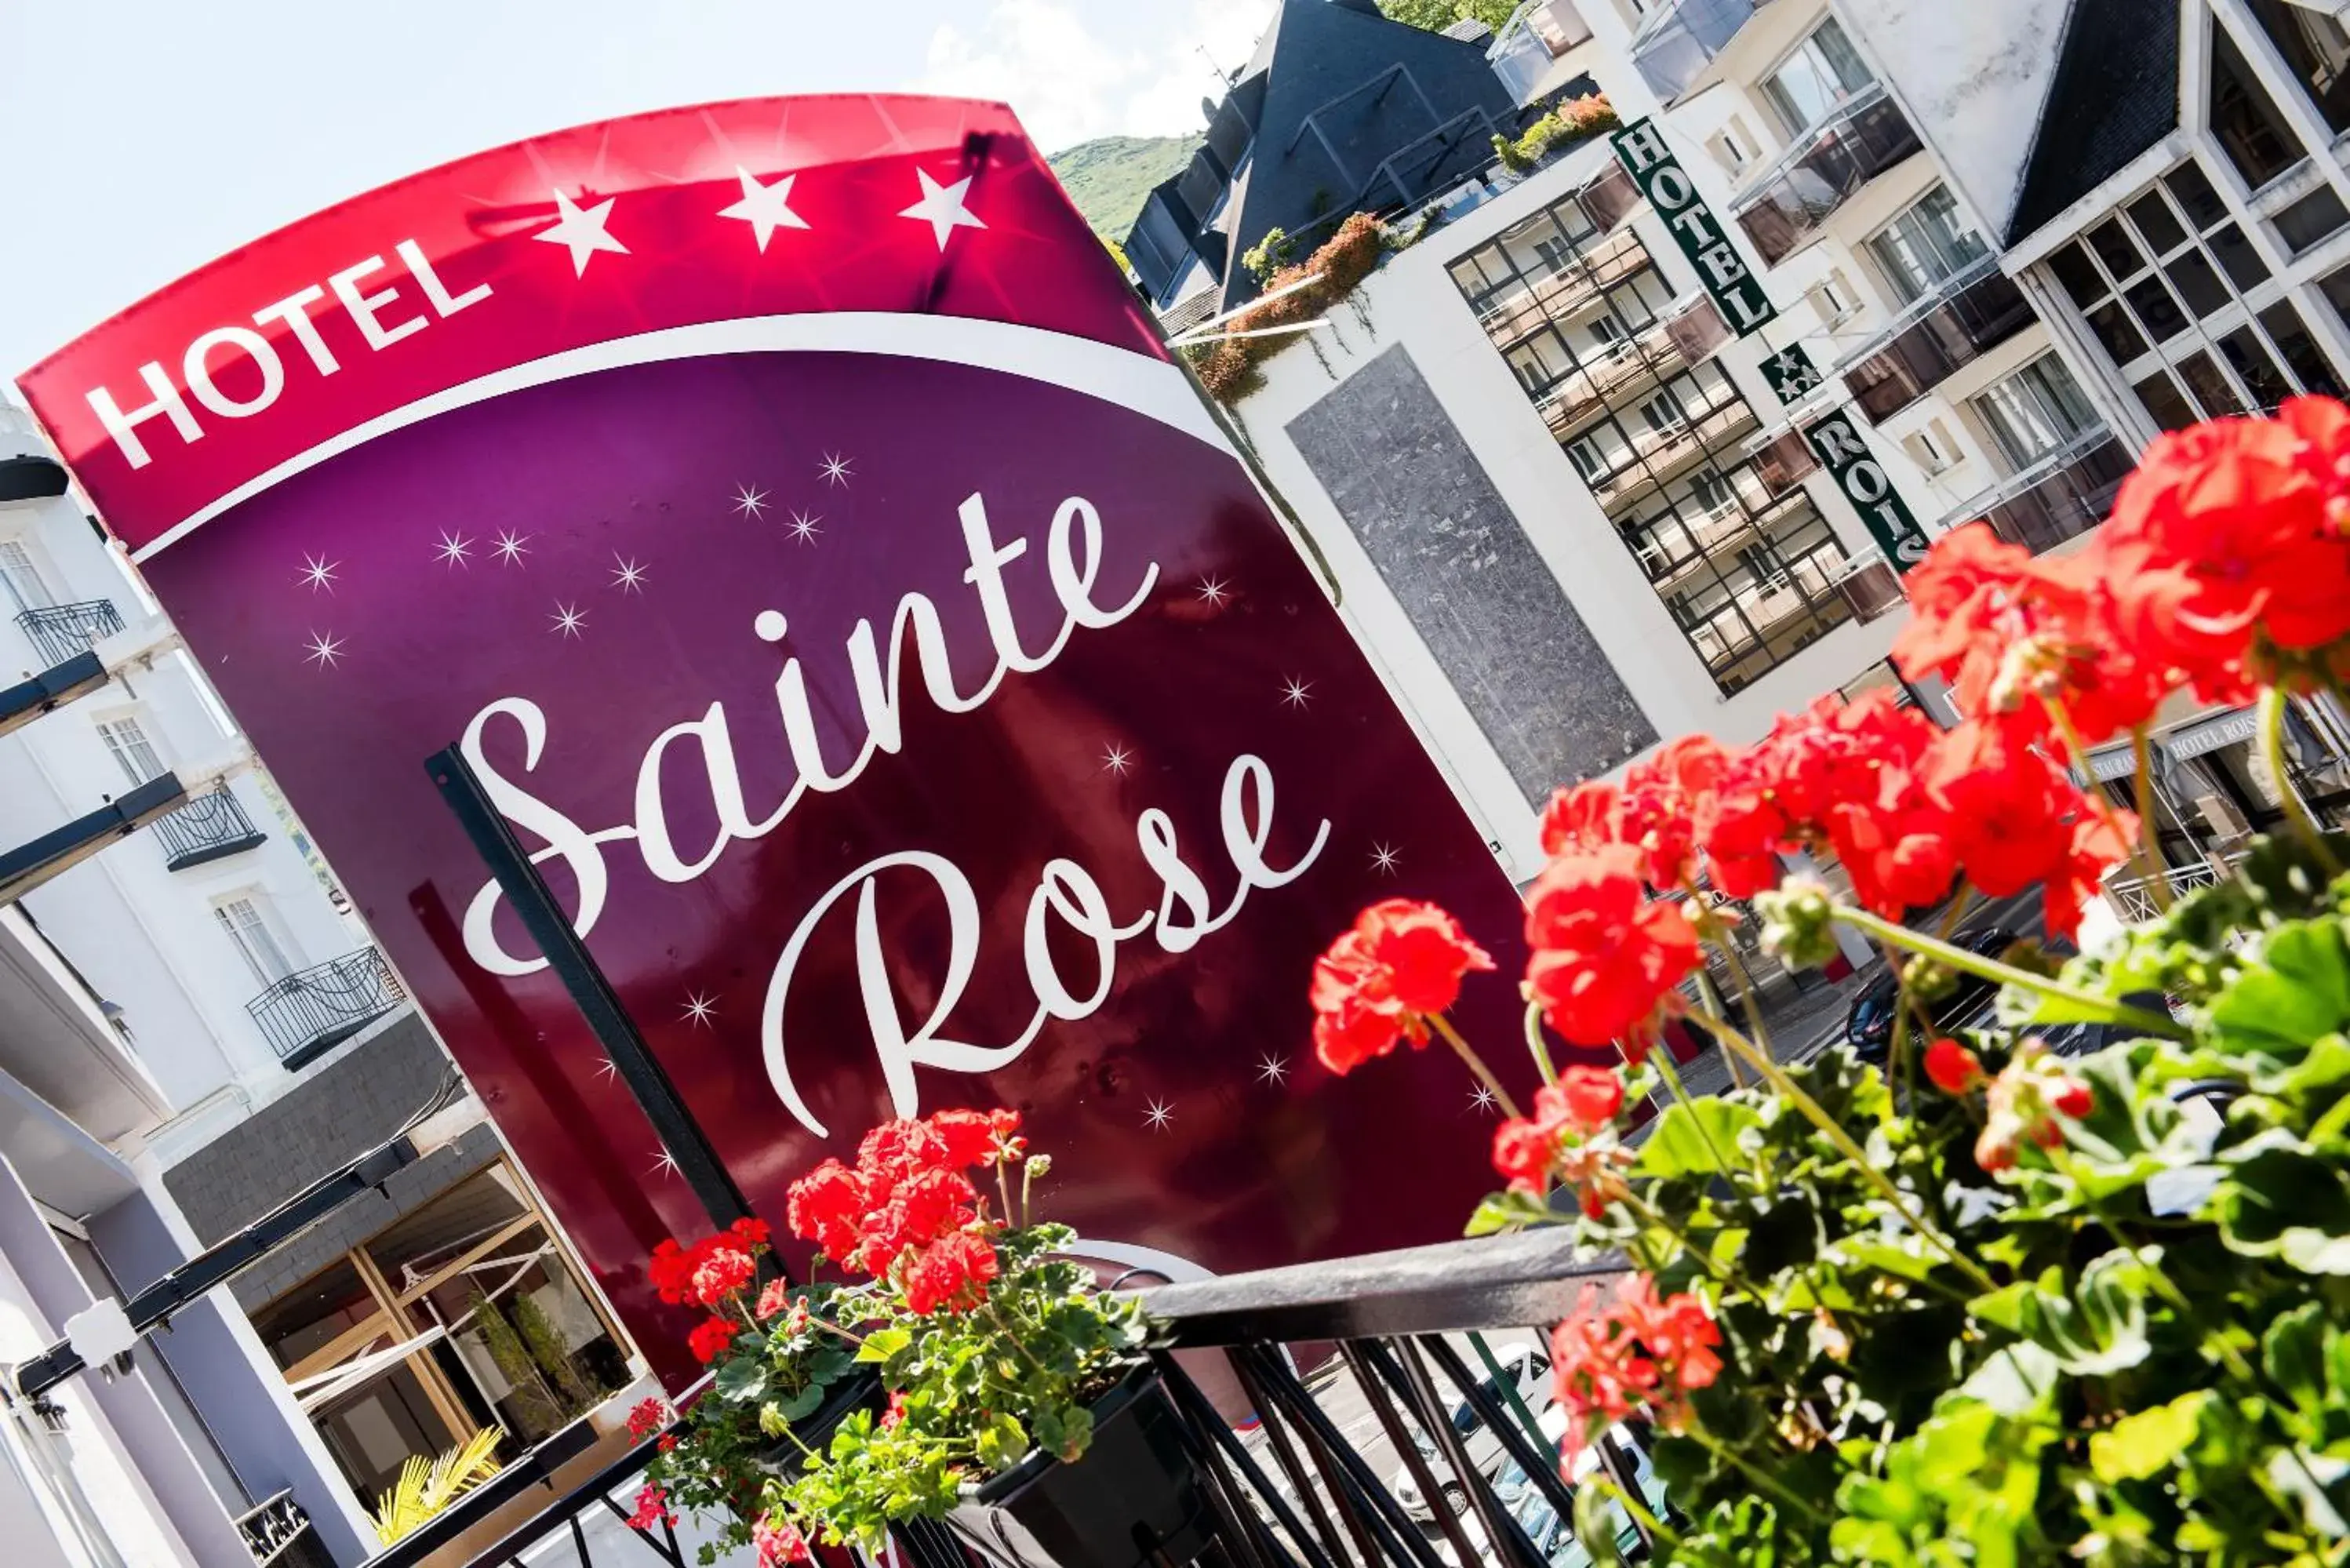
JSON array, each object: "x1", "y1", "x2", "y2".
[
  {"x1": 2043, "y1": 161, "x2": 2350, "y2": 425},
  {"x1": 215, "y1": 895, "x2": 297, "y2": 987},
  {"x1": 1971, "y1": 355, "x2": 2102, "y2": 470},
  {"x1": 1759, "y1": 17, "x2": 1874, "y2": 135},
  {"x1": 1708, "y1": 121, "x2": 1759, "y2": 175},
  {"x1": 2244, "y1": 0, "x2": 2350, "y2": 136},
  {"x1": 1902, "y1": 420, "x2": 1960, "y2": 475},
  {"x1": 0, "y1": 540, "x2": 52, "y2": 615},
  {"x1": 1866, "y1": 187, "x2": 1989, "y2": 304},
  {"x1": 1807, "y1": 270, "x2": 1860, "y2": 326},
  {"x1": 2212, "y1": 22, "x2": 2305, "y2": 191},
  {"x1": 2274, "y1": 185, "x2": 2350, "y2": 253},
  {"x1": 96, "y1": 713, "x2": 167, "y2": 787}
]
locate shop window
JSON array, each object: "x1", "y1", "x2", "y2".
[
  {"x1": 2244, "y1": 0, "x2": 2350, "y2": 136},
  {"x1": 1971, "y1": 355, "x2": 2102, "y2": 470},
  {"x1": 1865, "y1": 186, "x2": 1990, "y2": 305},
  {"x1": 2274, "y1": 184, "x2": 2350, "y2": 253},
  {"x1": 2212, "y1": 23, "x2": 2306, "y2": 190},
  {"x1": 1759, "y1": 16, "x2": 1875, "y2": 135},
  {"x1": 2135, "y1": 369, "x2": 2200, "y2": 431}
]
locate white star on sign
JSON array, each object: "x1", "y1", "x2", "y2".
[
  {"x1": 492, "y1": 529, "x2": 529, "y2": 566},
  {"x1": 610, "y1": 555, "x2": 647, "y2": 593},
  {"x1": 593, "y1": 1056, "x2": 620, "y2": 1082},
  {"x1": 434, "y1": 530, "x2": 475, "y2": 568},
  {"x1": 732, "y1": 483, "x2": 769, "y2": 520},
  {"x1": 787, "y1": 509, "x2": 822, "y2": 544},
  {"x1": 550, "y1": 602, "x2": 587, "y2": 638},
  {"x1": 1370, "y1": 842, "x2": 1401, "y2": 875},
  {"x1": 1280, "y1": 675, "x2": 1315, "y2": 709},
  {"x1": 534, "y1": 188, "x2": 628, "y2": 277},
  {"x1": 303, "y1": 631, "x2": 344, "y2": 669},
  {"x1": 1143, "y1": 1097, "x2": 1175, "y2": 1131},
  {"x1": 1256, "y1": 1053, "x2": 1289, "y2": 1086},
  {"x1": 297, "y1": 554, "x2": 338, "y2": 592},
  {"x1": 1195, "y1": 575, "x2": 1231, "y2": 608},
  {"x1": 646, "y1": 1148, "x2": 682, "y2": 1181},
  {"x1": 1101, "y1": 743, "x2": 1133, "y2": 776},
  {"x1": 899, "y1": 169, "x2": 988, "y2": 252},
  {"x1": 717, "y1": 166, "x2": 809, "y2": 252},
  {"x1": 680, "y1": 991, "x2": 718, "y2": 1028},
  {"x1": 1468, "y1": 1085, "x2": 1498, "y2": 1115},
  {"x1": 819, "y1": 453, "x2": 853, "y2": 488}
]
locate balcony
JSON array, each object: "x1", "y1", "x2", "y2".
[
  {"x1": 1941, "y1": 429, "x2": 2133, "y2": 555},
  {"x1": 16, "y1": 599, "x2": 125, "y2": 672},
  {"x1": 151, "y1": 785, "x2": 267, "y2": 871},
  {"x1": 1587, "y1": 395, "x2": 1760, "y2": 512},
  {"x1": 1471, "y1": 230, "x2": 1651, "y2": 351},
  {"x1": 1730, "y1": 86, "x2": 1924, "y2": 265},
  {"x1": 1636, "y1": 486, "x2": 1810, "y2": 591},
  {"x1": 1840, "y1": 258, "x2": 2036, "y2": 424},
  {"x1": 1630, "y1": 0, "x2": 1780, "y2": 103},
  {"x1": 1534, "y1": 298, "x2": 1727, "y2": 438},
  {"x1": 246, "y1": 948, "x2": 406, "y2": 1071}
]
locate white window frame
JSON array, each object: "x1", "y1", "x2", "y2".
[
  {"x1": 212, "y1": 892, "x2": 303, "y2": 988},
  {"x1": 92, "y1": 708, "x2": 170, "y2": 789},
  {"x1": 0, "y1": 536, "x2": 57, "y2": 616}
]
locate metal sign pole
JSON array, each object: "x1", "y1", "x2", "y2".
[{"x1": 425, "y1": 744, "x2": 752, "y2": 1233}]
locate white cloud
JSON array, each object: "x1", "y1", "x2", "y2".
[{"x1": 915, "y1": 0, "x2": 1277, "y2": 152}]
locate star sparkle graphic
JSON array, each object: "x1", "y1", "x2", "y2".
[
  {"x1": 302, "y1": 631, "x2": 344, "y2": 669},
  {"x1": 1280, "y1": 675, "x2": 1315, "y2": 709},
  {"x1": 1143, "y1": 1097, "x2": 1175, "y2": 1131},
  {"x1": 1468, "y1": 1085, "x2": 1498, "y2": 1115},
  {"x1": 1370, "y1": 842, "x2": 1401, "y2": 875},
  {"x1": 716, "y1": 166, "x2": 809, "y2": 251},
  {"x1": 1256, "y1": 1053, "x2": 1289, "y2": 1086},
  {"x1": 819, "y1": 453, "x2": 853, "y2": 487},
  {"x1": 535, "y1": 188, "x2": 628, "y2": 276},
  {"x1": 492, "y1": 529, "x2": 529, "y2": 566},
  {"x1": 899, "y1": 169, "x2": 987, "y2": 251},
  {"x1": 550, "y1": 602, "x2": 588, "y2": 638},
  {"x1": 787, "y1": 508, "x2": 823, "y2": 544},
  {"x1": 646, "y1": 1148, "x2": 682, "y2": 1181},
  {"x1": 1101, "y1": 743, "x2": 1133, "y2": 777},
  {"x1": 680, "y1": 991, "x2": 718, "y2": 1028},
  {"x1": 297, "y1": 554, "x2": 338, "y2": 592},
  {"x1": 434, "y1": 530, "x2": 475, "y2": 568},
  {"x1": 610, "y1": 555, "x2": 647, "y2": 592},
  {"x1": 593, "y1": 1056, "x2": 620, "y2": 1082},
  {"x1": 733, "y1": 483, "x2": 769, "y2": 519},
  {"x1": 1195, "y1": 575, "x2": 1231, "y2": 608}
]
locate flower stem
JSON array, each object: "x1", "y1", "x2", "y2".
[
  {"x1": 2261, "y1": 686, "x2": 2341, "y2": 878},
  {"x1": 1429, "y1": 1013, "x2": 1523, "y2": 1120},
  {"x1": 2129, "y1": 726, "x2": 2174, "y2": 911},
  {"x1": 1688, "y1": 964, "x2": 1749, "y2": 1090},
  {"x1": 1521, "y1": 1001, "x2": 1559, "y2": 1086},
  {"x1": 1683, "y1": 1010, "x2": 1999, "y2": 1296},
  {"x1": 1619, "y1": 1188, "x2": 1766, "y2": 1302},
  {"x1": 1835, "y1": 905, "x2": 2185, "y2": 1040},
  {"x1": 1685, "y1": 1424, "x2": 1830, "y2": 1527}
]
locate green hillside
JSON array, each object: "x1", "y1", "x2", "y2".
[{"x1": 1046, "y1": 134, "x2": 1204, "y2": 241}]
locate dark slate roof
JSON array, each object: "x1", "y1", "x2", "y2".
[{"x1": 2004, "y1": 0, "x2": 2181, "y2": 247}]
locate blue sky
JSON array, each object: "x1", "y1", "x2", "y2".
[{"x1": 0, "y1": 0, "x2": 1271, "y2": 376}]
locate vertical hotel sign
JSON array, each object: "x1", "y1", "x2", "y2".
[
  {"x1": 20, "y1": 96, "x2": 1540, "y2": 1377},
  {"x1": 1611, "y1": 118, "x2": 1776, "y2": 337}
]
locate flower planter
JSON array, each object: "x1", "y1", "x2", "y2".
[
  {"x1": 752, "y1": 1370, "x2": 883, "y2": 1479},
  {"x1": 951, "y1": 1367, "x2": 1216, "y2": 1568}
]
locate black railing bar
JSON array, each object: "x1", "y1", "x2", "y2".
[
  {"x1": 367, "y1": 1414, "x2": 602, "y2": 1566},
  {"x1": 589, "y1": 1486, "x2": 686, "y2": 1568},
  {"x1": 1415, "y1": 1337, "x2": 1583, "y2": 1532},
  {"x1": 1464, "y1": 1333, "x2": 1553, "y2": 1468},
  {"x1": 1594, "y1": 1431, "x2": 1658, "y2": 1554},
  {"x1": 1232, "y1": 1350, "x2": 1388, "y2": 1568},
  {"x1": 1198, "y1": 1437, "x2": 1286, "y2": 1568},
  {"x1": 1340, "y1": 1341, "x2": 1490, "y2": 1568},
  {"x1": 1151, "y1": 1352, "x2": 1326, "y2": 1568},
  {"x1": 425, "y1": 1428, "x2": 666, "y2": 1568},
  {"x1": 1239, "y1": 1344, "x2": 1449, "y2": 1568},
  {"x1": 1141, "y1": 1231, "x2": 1626, "y2": 1348},
  {"x1": 1384, "y1": 1338, "x2": 1551, "y2": 1568},
  {"x1": 1246, "y1": 1364, "x2": 1370, "y2": 1568}
]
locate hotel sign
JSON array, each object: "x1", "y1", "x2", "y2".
[
  {"x1": 1611, "y1": 118, "x2": 1777, "y2": 337},
  {"x1": 1807, "y1": 410, "x2": 1933, "y2": 566}
]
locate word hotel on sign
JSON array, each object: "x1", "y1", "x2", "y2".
[{"x1": 82, "y1": 241, "x2": 491, "y2": 469}]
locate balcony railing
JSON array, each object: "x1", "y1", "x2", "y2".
[
  {"x1": 1630, "y1": 0, "x2": 1779, "y2": 102},
  {"x1": 1534, "y1": 297, "x2": 1727, "y2": 436},
  {"x1": 1943, "y1": 429, "x2": 2133, "y2": 556},
  {"x1": 151, "y1": 784, "x2": 267, "y2": 871},
  {"x1": 16, "y1": 600, "x2": 124, "y2": 671},
  {"x1": 234, "y1": 1491, "x2": 312, "y2": 1567},
  {"x1": 1470, "y1": 230, "x2": 1651, "y2": 351},
  {"x1": 1840, "y1": 258, "x2": 2036, "y2": 423},
  {"x1": 246, "y1": 948, "x2": 405, "y2": 1071},
  {"x1": 1588, "y1": 395, "x2": 1761, "y2": 511},
  {"x1": 1731, "y1": 86, "x2": 1924, "y2": 265}
]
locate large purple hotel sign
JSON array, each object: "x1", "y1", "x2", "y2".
[{"x1": 22, "y1": 96, "x2": 1534, "y2": 1369}]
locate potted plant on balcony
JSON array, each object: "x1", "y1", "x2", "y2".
[{"x1": 1306, "y1": 399, "x2": 2350, "y2": 1563}]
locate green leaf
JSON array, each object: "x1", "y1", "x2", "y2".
[
  {"x1": 2215, "y1": 1130, "x2": 2350, "y2": 1272},
  {"x1": 775, "y1": 1383, "x2": 826, "y2": 1423},
  {"x1": 2089, "y1": 1392, "x2": 2208, "y2": 1483},
  {"x1": 2211, "y1": 919, "x2": 2350, "y2": 1053},
  {"x1": 1464, "y1": 1188, "x2": 1557, "y2": 1236},
  {"x1": 1959, "y1": 1342, "x2": 2060, "y2": 1417},
  {"x1": 714, "y1": 1355, "x2": 768, "y2": 1403},
  {"x1": 855, "y1": 1327, "x2": 911, "y2": 1364},
  {"x1": 1636, "y1": 1099, "x2": 1759, "y2": 1180}
]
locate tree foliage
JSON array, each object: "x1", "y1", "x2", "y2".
[{"x1": 1380, "y1": 0, "x2": 1521, "y2": 33}]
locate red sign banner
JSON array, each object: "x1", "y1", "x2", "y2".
[{"x1": 23, "y1": 96, "x2": 1536, "y2": 1373}]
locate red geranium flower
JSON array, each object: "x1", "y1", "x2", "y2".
[
  {"x1": 1540, "y1": 780, "x2": 1622, "y2": 857},
  {"x1": 627, "y1": 1483, "x2": 675, "y2": 1530},
  {"x1": 686, "y1": 1315, "x2": 743, "y2": 1365},
  {"x1": 626, "y1": 1397, "x2": 668, "y2": 1439},
  {"x1": 689, "y1": 1243, "x2": 756, "y2": 1308},
  {"x1": 928, "y1": 1108, "x2": 1001, "y2": 1169},
  {"x1": 755, "y1": 1517, "x2": 812, "y2": 1566},
  {"x1": 1308, "y1": 900, "x2": 1496, "y2": 1074},
  {"x1": 1551, "y1": 1065, "x2": 1625, "y2": 1130},
  {"x1": 729, "y1": 1217, "x2": 771, "y2": 1250},
  {"x1": 903, "y1": 1231, "x2": 1000, "y2": 1315},
  {"x1": 754, "y1": 1279, "x2": 795, "y2": 1322},
  {"x1": 1922, "y1": 1039, "x2": 1986, "y2": 1096},
  {"x1": 1522, "y1": 847, "x2": 1699, "y2": 1049},
  {"x1": 785, "y1": 1159, "x2": 866, "y2": 1259}
]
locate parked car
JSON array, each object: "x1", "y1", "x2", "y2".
[
  {"x1": 1391, "y1": 1341, "x2": 1555, "y2": 1520},
  {"x1": 1431, "y1": 1413, "x2": 1668, "y2": 1568},
  {"x1": 1844, "y1": 925, "x2": 2020, "y2": 1060}
]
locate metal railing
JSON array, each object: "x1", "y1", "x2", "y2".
[
  {"x1": 2105, "y1": 860, "x2": 2235, "y2": 925},
  {"x1": 235, "y1": 1490, "x2": 313, "y2": 1566},
  {"x1": 1630, "y1": 0, "x2": 1779, "y2": 102},
  {"x1": 1839, "y1": 258, "x2": 2036, "y2": 423},
  {"x1": 246, "y1": 948, "x2": 405, "y2": 1070},
  {"x1": 16, "y1": 600, "x2": 125, "y2": 671},
  {"x1": 1941, "y1": 430, "x2": 2132, "y2": 555},
  {"x1": 1731, "y1": 87, "x2": 1924, "y2": 265},
  {"x1": 151, "y1": 785, "x2": 267, "y2": 871},
  {"x1": 1470, "y1": 230, "x2": 1653, "y2": 351}
]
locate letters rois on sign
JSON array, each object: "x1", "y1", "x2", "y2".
[
  {"x1": 21, "y1": 97, "x2": 1540, "y2": 1377},
  {"x1": 1610, "y1": 118, "x2": 1777, "y2": 338},
  {"x1": 1805, "y1": 410, "x2": 1933, "y2": 568}
]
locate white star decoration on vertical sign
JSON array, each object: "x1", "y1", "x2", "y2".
[
  {"x1": 434, "y1": 530, "x2": 474, "y2": 568},
  {"x1": 297, "y1": 554, "x2": 337, "y2": 592},
  {"x1": 1101, "y1": 743, "x2": 1133, "y2": 776},
  {"x1": 1143, "y1": 1097, "x2": 1175, "y2": 1131},
  {"x1": 492, "y1": 529, "x2": 529, "y2": 566},
  {"x1": 819, "y1": 453, "x2": 853, "y2": 487},
  {"x1": 1255, "y1": 1053, "x2": 1288, "y2": 1085},
  {"x1": 787, "y1": 509, "x2": 822, "y2": 544},
  {"x1": 1195, "y1": 576, "x2": 1231, "y2": 608},
  {"x1": 733, "y1": 484, "x2": 769, "y2": 519},
  {"x1": 679, "y1": 991, "x2": 718, "y2": 1028},
  {"x1": 549, "y1": 602, "x2": 587, "y2": 638},
  {"x1": 646, "y1": 1148, "x2": 682, "y2": 1181},
  {"x1": 1468, "y1": 1086, "x2": 1498, "y2": 1114},
  {"x1": 609, "y1": 555, "x2": 647, "y2": 592},
  {"x1": 593, "y1": 1056, "x2": 620, "y2": 1082},
  {"x1": 1279, "y1": 676, "x2": 1314, "y2": 709},
  {"x1": 1370, "y1": 842, "x2": 1401, "y2": 875},
  {"x1": 534, "y1": 188, "x2": 628, "y2": 276},
  {"x1": 716, "y1": 167, "x2": 809, "y2": 251},
  {"x1": 304, "y1": 631, "x2": 344, "y2": 668},
  {"x1": 898, "y1": 170, "x2": 987, "y2": 252}
]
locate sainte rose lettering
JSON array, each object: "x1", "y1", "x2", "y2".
[{"x1": 454, "y1": 488, "x2": 1330, "y2": 1134}]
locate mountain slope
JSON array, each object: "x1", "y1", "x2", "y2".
[{"x1": 1046, "y1": 134, "x2": 1205, "y2": 240}]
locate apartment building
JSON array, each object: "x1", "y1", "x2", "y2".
[{"x1": 1204, "y1": 0, "x2": 2350, "y2": 908}]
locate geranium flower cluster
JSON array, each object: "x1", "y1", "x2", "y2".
[
  {"x1": 1308, "y1": 898, "x2": 1494, "y2": 1073},
  {"x1": 1925, "y1": 1037, "x2": 2095, "y2": 1172},
  {"x1": 752, "y1": 1513, "x2": 812, "y2": 1566},
  {"x1": 1490, "y1": 1066, "x2": 1631, "y2": 1216},
  {"x1": 1549, "y1": 1275, "x2": 1722, "y2": 1461},
  {"x1": 786, "y1": 1108, "x2": 1021, "y2": 1316},
  {"x1": 648, "y1": 1218, "x2": 772, "y2": 1366}
]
